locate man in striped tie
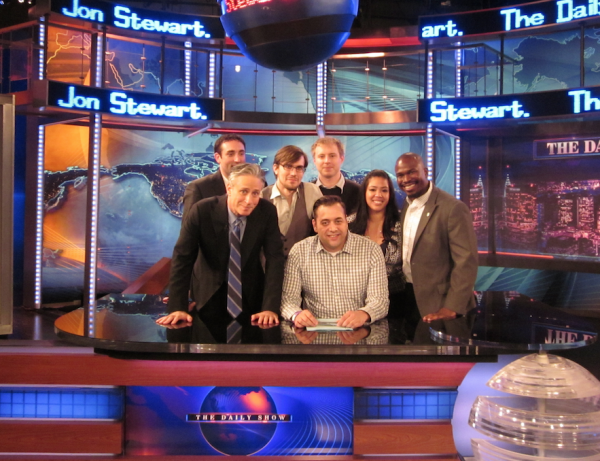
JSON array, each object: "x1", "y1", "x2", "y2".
[{"x1": 157, "y1": 163, "x2": 284, "y2": 327}]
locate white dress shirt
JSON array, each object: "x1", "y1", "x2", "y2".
[
  {"x1": 402, "y1": 182, "x2": 433, "y2": 283},
  {"x1": 269, "y1": 184, "x2": 299, "y2": 235}
]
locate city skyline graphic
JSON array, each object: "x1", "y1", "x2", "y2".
[{"x1": 470, "y1": 171, "x2": 600, "y2": 260}]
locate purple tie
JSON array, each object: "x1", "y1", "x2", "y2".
[{"x1": 227, "y1": 218, "x2": 243, "y2": 319}]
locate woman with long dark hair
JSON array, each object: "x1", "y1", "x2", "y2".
[{"x1": 348, "y1": 169, "x2": 404, "y2": 317}]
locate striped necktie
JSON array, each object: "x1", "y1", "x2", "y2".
[
  {"x1": 227, "y1": 218, "x2": 243, "y2": 319},
  {"x1": 227, "y1": 319, "x2": 242, "y2": 343}
]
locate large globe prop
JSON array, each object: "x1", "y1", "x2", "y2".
[
  {"x1": 199, "y1": 387, "x2": 278, "y2": 455},
  {"x1": 218, "y1": 0, "x2": 359, "y2": 71}
]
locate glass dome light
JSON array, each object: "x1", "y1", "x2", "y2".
[{"x1": 487, "y1": 353, "x2": 600, "y2": 399}]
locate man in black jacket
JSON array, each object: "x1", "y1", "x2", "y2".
[{"x1": 158, "y1": 163, "x2": 284, "y2": 326}]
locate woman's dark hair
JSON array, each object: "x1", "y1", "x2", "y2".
[{"x1": 349, "y1": 169, "x2": 399, "y2": 242}]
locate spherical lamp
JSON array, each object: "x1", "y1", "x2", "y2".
[{"x1": 218, "y1": 0, "x2": 358, "y2": 71}]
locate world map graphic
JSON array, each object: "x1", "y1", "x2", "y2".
[{"x1": 45, "y1": 151, "x2": 266, "y2": 218}]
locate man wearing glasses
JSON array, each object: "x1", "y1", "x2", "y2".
[{"x1": 262, "y1": 145, "x2": 322, "y2": 256}]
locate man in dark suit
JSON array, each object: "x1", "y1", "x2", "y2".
[
  {"x1": 395, "y1": 153, "x2": 478, "y2": 323},
  {"x1": 182, "y1": 134, "x2": 246, "y2": 218},
  {"x1": 311, "y1": 136, "x2": 360, "y2": 214},
  {"x1": 157, "y1": 163, "x2": 285, "y2": 326}
]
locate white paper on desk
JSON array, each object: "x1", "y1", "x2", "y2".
[{"x1": 306, "y1": 319, "x2": 353, "y2": 331}]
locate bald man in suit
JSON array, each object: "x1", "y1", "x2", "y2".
[{"x1": 395, "y1": 153, "x2": 478, "y2": 323}]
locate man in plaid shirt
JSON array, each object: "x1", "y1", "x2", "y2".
[{"x1": 281, "y1": 195, "x2": 389, "y2": 329}]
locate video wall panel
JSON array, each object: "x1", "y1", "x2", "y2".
[
  {"x1": 469, "y1": 135, "x2": 600, "y2": 263},
  {"x1": 42, "y1": 129, "x2": 429, "y2": 302},
  {"x1": 469, "y1": 138, "x2": 488, "y2": 252},
  {"x1": 221, "y1": 54, "x2": 318, "y2": 113},
  {"x1": 46, "y1": 26, "x2": 92, "y2": 85},
  {"x1": 42, "y1": 124, "x2": 91, "y2": 300},
  {"x1": 126, "y1": 386, "x2": 353, "y2": 456}
]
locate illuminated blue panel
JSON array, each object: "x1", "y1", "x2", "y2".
[
  {"x1": 418, "y1": 0, "x2": 598, "y2": 40},
  {"x1": 45, "y1": 81, "x2": 224, "y2": 122},
  {"x1": 126, "y1": 386, "x2": 353, "y2": 456},
  {"x1": 354, "y1": 389, "x2": 457, "y2": 420},
  {"x1": 0, "y1": 387, "x2": 123, "y2": 419},
  {"x1": 418, "y1": 87, "x2": 600, "y2": 123},
  {"x1": 39, "y1": 0, "x2": 225, "y2": 40}
]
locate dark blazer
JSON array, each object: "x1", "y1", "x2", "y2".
[
  {"x1": 168, "y1": 195, "x2": 285, "y2": 316},
  {"x1": 182, "y1": 171, "x2": 226, "y2": 218},
  {"x1": 400, "y1": 185, "x2": 478, "y2": 317}
]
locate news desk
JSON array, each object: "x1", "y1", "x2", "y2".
[{"x1": 0, "y1": 292, "x2": 596, "y2": 460}]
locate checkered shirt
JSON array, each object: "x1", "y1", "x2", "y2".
[{"x1": 281, "y1": 232, "x2": 389, "y2": 322}]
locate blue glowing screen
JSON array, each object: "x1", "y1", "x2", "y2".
[{"x1": 125, "y1": 386, "x2": 353, "y2": 456}]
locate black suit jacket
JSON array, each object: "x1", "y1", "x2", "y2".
[
  {"x1": 182, "y1": 171, "x2": 226, "y2": 218},
  {"x1": 168, "y1": 195, "x2": 285, "y2": 316}
]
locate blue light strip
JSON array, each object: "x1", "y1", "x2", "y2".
[
  {"x1": 84, "y1": 113, "x2": 102, "y2": 336},
  {"x1": 455, "y1": 45, "x2": 462, "y2": 98},
  {"x1": 426, "y1": 50, "x2": 433, "y2": 99},
  {"x1": 316, "y1": 62, "x2": 326, "y2": 130},
  {"x1": 184, "y1": 41, "x2": 192, "y2": 96},
  {"x1": 426, "y1": 123, "x2": 434, "y2": 181},
  {"x1": 34, "y1": 126, "x2": 44, "y2": 308},
  {"x1": 81, "y1": 27, "x2": 105, "y2": 335},
  {"x1": 354, "y1": 389, "x2": 457, "y2": 420},
  {"x1": 0, "y1": 387, "x2": 123, "y2": 420},
  {"x1": 208, "y1": 52, "x2": 216, "y2": 98},
  {"x1": 38, "y1": 17, "x2": 45, "y2": 81},
  {"x1": 426, "y1": 50, "x2": 434, "y2": 181},
  {"x1": 95, "y1": 32, "x2": 103, "y2": 88},
  {"x1": 455, "y1": 44, "x2": 462, "y2": 198},
  {"x1": 455, "y1": 137, "x2": 461, "y2": 199}
]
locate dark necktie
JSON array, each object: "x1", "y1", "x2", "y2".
[
  {"x1": 227, "y1": 218, "x2": 243, "y2": 319},
  {"x1": 227, "y1": 319, "x2": 242, "y2": 343}
]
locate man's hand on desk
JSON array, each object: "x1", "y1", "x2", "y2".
[
  {"x1": 422, "y1": 307, "x2": 457, "y2": 323},
  {"x1": 251, "y1": 311, "x2": 280, "y2": 325},
  {"x1": 156, "y1": 311, "x2": 193, "y2": 325},
  {"x1": 293, "y1": 310, "x2": 318, "y2": 328},
  {"x1": 159, "y1": 319, "x2": 193, "y2": 330},
  {"x1": 337, "y1": 310, "x2": 370, "y2": 329}
]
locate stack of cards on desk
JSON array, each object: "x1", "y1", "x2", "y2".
[{"x1": 306, "y1": 319, "x2": 353, "y2": 331}]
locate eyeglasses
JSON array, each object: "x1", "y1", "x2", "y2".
[{"x1": 280, "y1": 164, "x2": 307, "y2": 173}]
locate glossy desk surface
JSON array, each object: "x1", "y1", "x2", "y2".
[{"x1": 54, "y1": 291, "x2": 597, "y2": 360}]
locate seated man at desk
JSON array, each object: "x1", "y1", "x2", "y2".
[
  {"x1": 281, "y1": 195, "x2": 388, "y2": 329},
  {"x1": 157, "y1": 163, "x2": 285, "y2": 327}
]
